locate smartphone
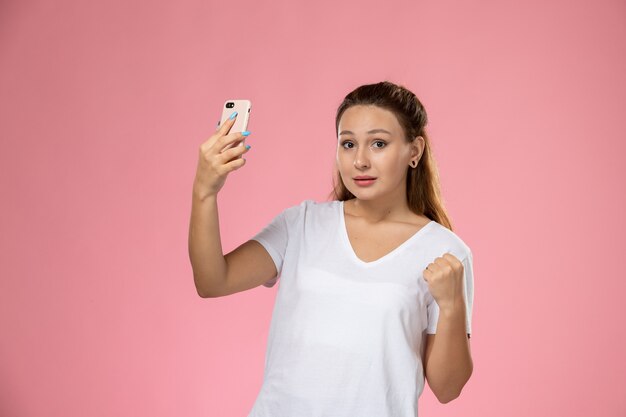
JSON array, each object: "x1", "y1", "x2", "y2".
[{"x1": 218, "y1": 99, "x2": 252, "y2": 157}]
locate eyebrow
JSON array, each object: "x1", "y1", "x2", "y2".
[{"x1": 338, "y1": 129, "x2": 392, "y2": 136}]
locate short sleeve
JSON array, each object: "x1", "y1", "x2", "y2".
[
  {"x1": 426, "y1": 251, "x2": 474, "y2": 338},
  {"x1": 250, "y1": 207, "x2": 290, "y2": 288}
]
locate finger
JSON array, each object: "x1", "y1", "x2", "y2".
[
  {"x1": 219, "y1": 141, "x2": 251, "y2": 162},
  {"x1": 222, "y1": 153, "x2": 247, "y2": 172},
  {"x1": 434, "y1": 254, "x2": 453, "y2": 268},
  {"x1": 442, "y1": 252, "x2": 456, "y2": 260},
  {"x1": 441, "y1": 253, "x2": 461, "y2": 268},
  {"x1": 428, "y1": 257, "x2": 447, "y2": 272},
  {"x1": 205, "y1": 112, "x2": 240, "y2": 149},
  {"x1": 425, "y1": 261, "x2": 445, "y2": 277},
  {"x1": 216, "y1": 111, "x2": 238, "y2": 135},
  {"x1": 218, "y1": 130, "x2": 251, "y2": 152}
]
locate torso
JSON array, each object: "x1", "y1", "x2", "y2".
[{"x1": 343, "y1": 199, "x2": 432, "y2": 263}]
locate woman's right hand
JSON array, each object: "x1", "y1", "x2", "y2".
[{"x1": 193, "y1": 113, "x2": 252, "y2": 200}]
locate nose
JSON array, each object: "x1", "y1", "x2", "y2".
[{"x1": 354, "y1": 147, "x2": 370, "y2": 169}]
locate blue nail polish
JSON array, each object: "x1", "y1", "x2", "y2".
[
  {"x1": 241, "y1": 131, "x2": 251, "y2": 136},
  {"x1": 245, "y1": 145, "x2": 251, "y2": 150},
  {"x1": 229, "y1": 111, "x2": 238, "y2": 119}
]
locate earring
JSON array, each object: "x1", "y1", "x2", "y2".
[{"x1": 410, "y1": 160, "x2": 417, "y2": 168}]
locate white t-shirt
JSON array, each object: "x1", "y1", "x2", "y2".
[{"x1": 247, "y1": 199, "x2": 474, "y2": 417}]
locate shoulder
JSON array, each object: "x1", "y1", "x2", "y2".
[
  {"x1": 279, "y1": 199, "x2": 336, "y2": 224},
  {"x1": 287, "y1": 199, "x2": 337, "y2": 215},
  {"x1": 426, "y1": 221, "x2": 473, "y2": 262}
]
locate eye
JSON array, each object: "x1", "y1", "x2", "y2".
[{"x1": 340, "y1": 140, "x2": 387, "y2": 149}]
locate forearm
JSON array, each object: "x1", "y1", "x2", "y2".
[
  {"x1": 425, "y1": 296, "x2": 473, "y2": 403},
  {"x1": 188, "y1": 186, "x2": 228, "y2": 297}
]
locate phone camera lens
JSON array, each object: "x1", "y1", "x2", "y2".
[{"x1": 226, "y1": 102, "x2": 234, "y2": 108}]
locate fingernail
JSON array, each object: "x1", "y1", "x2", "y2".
[
  {"x1": 245, "y1": 145, "x2": 251, "y2": 150},
  {"x1": 229, "y1": 111, "x2": 238, "y2": 120},
  {"x1": 241, "y1": 131, "x2": 251, "y2": 136}
]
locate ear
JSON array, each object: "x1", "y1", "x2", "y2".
[{"x1": 412, "y1": 136, "x2": 425, "y2": 160}]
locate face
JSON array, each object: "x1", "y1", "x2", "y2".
[{"x1": 336, "y1": 105, "x2": 423, "y2": 201}]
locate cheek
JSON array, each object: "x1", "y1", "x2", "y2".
[
  {"x1": 372, "y1": 153, "x2": 395, "y2": 167},
  {"x1": 376, "y1": 155, "x2": 405, "y2": 177},
  {"x1": 336, "y1": 151, "x2": 349, "y2": 165}
]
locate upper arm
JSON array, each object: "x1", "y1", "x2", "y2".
[{"x1": 207, "y1": 239, "x2": 278, "y2": 297}]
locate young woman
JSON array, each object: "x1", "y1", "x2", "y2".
[{"x1": 189, "y1": 81, "x2": 474, "y2": 416}]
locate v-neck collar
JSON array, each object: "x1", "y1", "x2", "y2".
[{"x1": 338, "y1": 200, "x2": 434, "y2": 267}]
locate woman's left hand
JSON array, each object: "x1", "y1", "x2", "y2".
[{"x1": 422, "y1": 253, "x2": 465, "y2": 313}]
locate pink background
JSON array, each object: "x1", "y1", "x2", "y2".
[{"x1": 1, "y1": 0, "x2": 625, "y2": 416}]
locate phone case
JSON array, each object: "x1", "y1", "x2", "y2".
[{"x1": 218, "y1": 99, "x2": 252, "y2": 157}]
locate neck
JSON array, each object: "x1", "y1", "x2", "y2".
[{"x1": 347, "y1": 188, "x2": 409, "y2": 224}]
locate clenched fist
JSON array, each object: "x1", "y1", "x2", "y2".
[{"x1": 423, "y1": 253, "x2": 466, "y2": 313}]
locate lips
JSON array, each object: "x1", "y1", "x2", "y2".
[{"x1": 354, "y1": 177, "x2": 376, "y2": 187}]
